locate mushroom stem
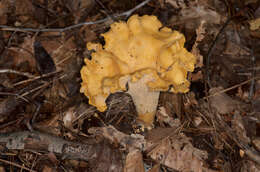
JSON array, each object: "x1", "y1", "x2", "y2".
[{"x1": 126, "y1": 74, "x2": 160, "y2": 126}]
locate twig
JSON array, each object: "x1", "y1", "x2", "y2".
[
  {"x1": 94, "y1": 0, "x2": 116, "y2": 21},
  {"x1": 206, "y1": 6, "x2": 252, "y2": 88},
  {"x1": 206, "y1": 17, "x2": 233, "y2": 88},
  {"x1": 20, "y1": 74, "x2": 65, "y2": 97},
  {"x1": 213, "y1": 111, "x2": 260, "y2": 165},
  {"x1": 203, "y1": 76, "x2": 260, "y2": 99},
  {"x1": 0, "y1": 69, "x2": 35, "y2": 78},
  {"x1": 244, "y1": 149, "x2": 260, "y2": 165},
  {"x1": 72, "y1": 106, "x2": 96, "y2": 124},
  {"x1": 0, "y1": 92, "x2": 30, "y2": 103},
  {"x1": 0, "y1": 0, "x2": 152, "y2": 33},
  {"x1": 13, "y1": 70, "x2": 61, "y2": 86},
  {"x1": 249, "y1": 48, "x2": 256, "y2": 100},
  {"x1": 0, "y1": 158, "x2": 37, "y2": 172}
]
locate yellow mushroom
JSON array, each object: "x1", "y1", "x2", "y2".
[{"x1": 80, "y1": 15, "x2": 196, "y2": 126}]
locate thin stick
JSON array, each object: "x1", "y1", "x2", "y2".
[
  {"x1": 0, "y1": 69, "x2": 35, "y2": 78},
  {"x1": 249, "y1": 48, "x2": 256, "y2": 100},
  {"x1": 206, "y1": 17, "x2": 233, "y2": 88},
  {"x1": 0, "y1": 0, "x2": 152, "y2": 33},
  {"x1": 0, "y1": 92, "x2": 30, "y2": 103},
  {"x1": 0, "y1": 158, "x2": 37, "y2": 172},
  {"x1": 94, "y1": 0, "x2": 116, "y2": 21},
  {"x1": 20, "y1": 74, "x2": 66, "y2": 97},
  {"x1": 13, "y1": 70, "x2": 61, "y2": 86},
  {"x1": 203, "y1": 76, "x2": 260, "y2": 99}
]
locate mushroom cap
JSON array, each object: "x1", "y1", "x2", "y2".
[{"x1": 80, "y1": 15, "x2": 196, "y2": 112}]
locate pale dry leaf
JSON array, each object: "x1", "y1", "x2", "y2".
[
  {"x1": 249, "y1": 18, "x2": 260, "y2": 31},
  {"x1": 63, "y1": 107, "x2": 78, "y2": 132},
  {"x1": 193, "y1": 116, "x2": 203, "y2": 127}
]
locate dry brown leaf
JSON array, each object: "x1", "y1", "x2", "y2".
[
  {"x1": 34, "y1": 113, "x2": 61, "y2": 136},
  {"x1": 240, "y1": 160, "x2": 260, "y2": 172},
  {"x1": 159, "y1": 92, "x2": 183, "y2": 120},
  {"x1": 147, "y1": 133, "x2": 208, "y2": 172},
  {"x1": 209, "y1": 87, "x2": 238, "y2": 114},
  {"x1": 47, "y1": 152, "x2": 59, "y2": 166},
  {"x1": 148, "y1": 164, "x2": 160, "y2": 172},
  {"x1": 245, "y1": 0, "x2": 259, "y2": 4},
  {"x1": 223, "y1": 40, "x2": 250, "y2": 56},
  {"x1": 192, "y1": 20, "x2": 206, "y2": 69},
  {"x1": 42, "y1": 166, "x2": 54, "y2": 172},
  {"x1": 0, "y1": 1, "x2": 8, "y2": 16},
  {"x1": 62, "y1": 104, "x2": 93, "y2": 136},
  {"x1": 89, "y1": 126, "x2": 143, "y2": 171},
  {"x1": 166, "y1": 0, "x2": 186, "y2": 9},
  {"x1": 252, "y1": 137, "x2": 260, "y2": 152},
  {"x1": 66, "y1": 0, "x2": 95, "y2": 23},
  {"x1": 146, "y1": 127, "x2": 178, "y2": 146},
  {"x1": 8, "y1": 36, "x2": 36, "y2": 70},
  {"x1": 41, "y1": 36, "x2": 76, "y2": 68},
  {"x1": 124, "y1": 150, "x2": 145, "y2": 172},
  {"x1": 14, "y1": 0, "x2": 34, "y2": 17},
  {"x1": 170, "y1": 2, "x2": 222, "y2": 29},
  {"x1": 156, "y1": 107, "x2": 181, "y2": 127},
  {"x1": 249, "y1": 18, "x2": 260, "y2": 31},
  {"x1": 0, "y1": 0, "x2": 9, "y2": 25},
  {"x1": 0, "y1": 166, "x2": 5, "y2": 172},
  {"x1": 231, "y1": 111, "x2": 250, "y2": 144}
]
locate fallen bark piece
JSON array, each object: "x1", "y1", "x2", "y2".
[
  {"x1": 88, "y1": 125, "x2": 219, "y2": 171},
  {"x1": 89, "y1": 125, "x2": 146, "y2": 171},
  {"x1": 0, "y1": 131, "x2": 123, "y2": 171},
  {"x1": 88, "y1": 125, "x2": 146, "y2": 151}
]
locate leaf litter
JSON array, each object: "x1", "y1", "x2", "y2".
[{"x1": 0, "y1": 0, "x2": 259, "y2": 171}]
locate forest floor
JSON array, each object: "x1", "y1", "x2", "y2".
[{"x1": 0, "y1": 0, "x2": 260, "y2": 171}]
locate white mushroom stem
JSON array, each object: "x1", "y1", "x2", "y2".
[{"x1": 124, "y1": 74, "x2": 160, "y2": 125}]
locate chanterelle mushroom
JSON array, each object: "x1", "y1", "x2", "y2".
[{"x1": 80, "y1": 15, "x2": 196, "y2": 125}]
